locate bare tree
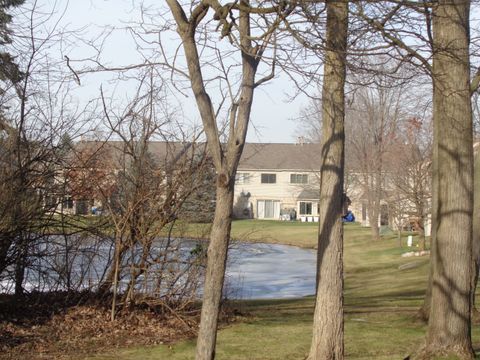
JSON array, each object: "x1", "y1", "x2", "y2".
[
  {"x1": 164, "y1": 1, "x2": 292, "y2": 358},
  {"x1": 64, "y1": 72, "x2": 214, "y2": 320},
  {"x1": 0, "y1": 0, "x2": 93, "y2": 295},
  {"x1": 473, "y1": 145, "x2": 480, "y2": 315},
  {"x1": 419, "y1": 1, "x2": 475, "y2": 357},
  {"x1": 346, "y1": 70, "x2": 411, "y2": 240},
  {"x1": 389, "y1": 117, "x2": 432, "y2": 251},
  {"x1": 353, "y1": 0, "x2": 479, "y2": 357},
  {"x1": 308, "y1": 0, "x2": 348, "y2": 358}
]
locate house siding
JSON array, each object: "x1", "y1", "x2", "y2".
[{"x1": 233, "y1": 169, "x2": 319, "y2": 219}]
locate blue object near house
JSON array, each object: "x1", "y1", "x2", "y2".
[{"x1": 343, "y1": 211, "x2": 355, "y2": 222}]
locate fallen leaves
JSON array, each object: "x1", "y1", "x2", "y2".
[{"x1": 0, "y1": 292, "x2": 199, "y2": 359}]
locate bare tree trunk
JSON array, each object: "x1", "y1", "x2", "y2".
[
  {"x1": 367, "y1": 173, "x2": 381, "y2": 241},
  {"x1": 195, "y1": 182, "x2": 233, "y2": 360},
  {"x1": 111, "y1": 239, "x2": 121, "y2": 322},
  {"x1": 165, "y1": 1, "x2": 281, "y2": 357},
  {"x1": 368, "y1": 198, "x2": 380, "y2": 241},
  {"x1": 308, "y1": 0, "x2": 348, "y2": 358},
  {"x1": 472, "y1": 148, "x2": 480, "y2": 314},
  {"x1": 419, "y1": 81, "x2": 440, "y2": 323},
  {"x1": 417, "y1": 207, "x2": 433, "y2": 322},
  {"x1": 14, "y1": 254, "x2": 26, "y2": 296},
  {"x1": 397, "y1": 224, "x2": 402, "y2": 248},
  {"x1": 419, "y1": 0, "x2": 475, "y2": 357},
  {"x1": 98, "y1": 243, "x2": 126, "y2": 296},
  {"x1": 419, "y1": 216, "x2": 426, "y2": 252},
  {"x1": 418, "y1": 263, "x2": 433, "y2": 321},
  {"x1": 0, "y1": 236, "x2": 14, "y2": 275}
]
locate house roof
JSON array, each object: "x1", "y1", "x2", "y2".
[
  {"x1": 73, "y1": 140, "x2": 207, "y2": 167},
  {"x1": 74, "y1": 141, "x2": 321, "y2": 172},
  {"x1": 297, "y1": 188, "x2": 320, "y2": 200},
  {"x1": 238, "y1": 143, "x2": 321, "y2": 171}
]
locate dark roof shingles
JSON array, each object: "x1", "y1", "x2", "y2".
[{"x1": 238, "y1": 143, "x2": 320, "y2": 171}]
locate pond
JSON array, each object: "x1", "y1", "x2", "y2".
[
  {"x1": 1, "y1": 239, "x2": 317, "y2": 300},
  {"x1": 225, "y1": 243, "x2": 316, "y2": 299}
]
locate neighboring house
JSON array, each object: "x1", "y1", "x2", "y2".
[
  {"x1": 233, "y1": 142, "x2": 322, "y2": 221},
  {"x1": 58, "y1": 140, "x2": 430, "y2": 231},
  {"x1": 346, "y1": 172, "x2": 392, "y2": 228},
  {"x1": 50, "y1": 140, "x2": 215, "y2": 220},
  {"x1": 57, "y1": 140, "x2": 323, "y2": 221},
  {"x1": 345, "y1": 142, "x2": 432, "y2": 235},
  {"x1": 232, "y1": 142, "x2": 429, "y2": 232}
]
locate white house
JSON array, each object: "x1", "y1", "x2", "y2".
[
  {"x1": 232, "y1": 142, "x2": 399, "y2": 228},
  {"x1": 233, "y1": 143, "x2": 322, "y2": 221}
]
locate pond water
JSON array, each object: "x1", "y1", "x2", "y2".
[
  {"x1": 1, "y1": 239, "x2": 317, "y2": 300},
  {"x1": 225, "y1": 243, "x2": 316, "y2": 299}
]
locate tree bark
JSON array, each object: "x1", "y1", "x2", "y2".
[
  {"x1": 308, "y1": 1, "x2": 348, "y2": 359},
  {"x1": 418, "y1": 216, "x2": 426, "y2": 252},
  {"x1": 367, "y1": 173, "x2": 381, "y2": 241},
  {"x1": 166, "y1": 2, "x2": 261, "y2": 358},
  {"x1": 418, "y1": 75, "x2": 441, "y2": 323},
  {"x1": 419, "y1": 0, "x2": 475, "y2": 357},
  {"x1": 472, "y1": 148, "x2": 480, "y2": 313},
  {"x1": 418, "y1": 263, "x2": 433, "y2": 321},
  {"x1": 195, "y1": 182, "x2": 233, "y2": 360}
]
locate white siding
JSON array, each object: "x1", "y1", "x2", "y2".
[{"x1": 234, "y1": 169, "x2": 319, "y2": 219}]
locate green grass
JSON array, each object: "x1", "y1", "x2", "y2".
[
  {"x1": 89, "y1": 221, "x2": 480, "y2": 360},
  {"x1": 167, "y1": 219, "x2": 320, "y2": 248},
  {"x1": 169, "y1": 219, "x2": 423, "y2": 249},
  {"x1": 231, "y1": 219, "x2": 320, "y2": 248}
]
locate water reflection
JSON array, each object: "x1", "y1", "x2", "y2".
[{"x1": 226, "y1": 243, "x2": 316, "y2": 299}]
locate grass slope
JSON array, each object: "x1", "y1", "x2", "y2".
[{"x1": 91, "y1": 222, "x2": 480, "y2": 360}]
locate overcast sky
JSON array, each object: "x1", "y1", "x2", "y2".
[{"x1": 19, "y1": 0, "x2": 314, "y2": 144}]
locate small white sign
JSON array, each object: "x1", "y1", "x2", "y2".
[{"x1": 407, "y1": 235, "x2": 413, "y2": 247}]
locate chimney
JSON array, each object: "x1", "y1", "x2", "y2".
[{"x1": 296, "y1": 136, "x2": 305, "y2": 145}]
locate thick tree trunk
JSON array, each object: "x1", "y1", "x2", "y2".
[
  {"x1": 472, "y1": 149, "x2": 480, "y2": 313},
  {"x1": 418, "y1": 263, "x2": 433, "y2": 321},
  {"x1": 308, "y1": 1, "x2": 348, "y2": 359},
  {"x1": 419, "y1": 0, "x2": 475, "y2": 358},
  {"x1": 419, "y1": 80, "x2": 441, "y2": 322},
  {"x1": 195, "y1": 181, "x2": 233, "y2": 360}
]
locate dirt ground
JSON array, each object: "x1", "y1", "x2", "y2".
[{"x1": 0, "y1": 292, "x2": 201, "y2": 359}]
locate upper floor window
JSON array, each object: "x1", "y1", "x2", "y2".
[
  {"x1": 290, "y1": 173, "x2": 308, "y2": 184},
  {"x1": 261, "y1": 173, "x2": 276, "y2": 184},
  {"x1": 235, "y1": 172, "x2": 250, "y2": 184}
]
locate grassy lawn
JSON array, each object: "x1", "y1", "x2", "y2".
[
  {"x1": 231, "y1": 219, "x2": 319, "y2": 248},
  {"x1": 170, "y1": 219, "x2": 319, "y2": 248},
  {"x1": 89, "y1": 221, "x2": 480, "y2": 360}
]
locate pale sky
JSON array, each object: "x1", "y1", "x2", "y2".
[{"x1": 18, "y1": 0, "x2": 313, "y2": 144}]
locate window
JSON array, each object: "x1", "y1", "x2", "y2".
[
  {"x1": 235, "y1": 172, "x2": 250, "y2": 184},
  {"x1": 290, "y1": 173, "x2": 308, "y2": 184},
  {"x1": 265, "y1": 200, "x2": 275, "y2": 218},
  {"x1": 261, "y1": 173, "x2": 276, "y2": 184},
  {"x1": 257, "y1": 200, "x2": 280, "y2": 219},
  {"x1": 63, "y1": 197, "x2": 74, "y2": 209},
  {"x1": 299, "y1": 201, "x2": 313, "y2": 215}
]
